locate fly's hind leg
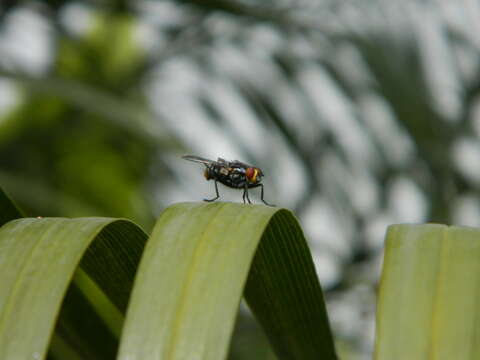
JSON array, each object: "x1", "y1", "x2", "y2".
[
  {"x1": 259, "y1": 184, "x2": 275, "y2": 206},
  {"x1": 204, "y1": 181, "x2": 220, "y2": 202},
  {"x1": 243, "y1": 185, "x2": 252, "y2": 204}
]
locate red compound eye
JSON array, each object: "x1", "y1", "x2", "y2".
[{"x1": 246, "y1": 167, "x2": 258, "y2": 182}]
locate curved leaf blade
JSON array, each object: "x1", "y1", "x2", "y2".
[
  {"x1": 119, "y1": 202, "x2": 336, "y2": 360},
  {"x1": 0, "y1": 217, "x2": 147, "y2": 360}
]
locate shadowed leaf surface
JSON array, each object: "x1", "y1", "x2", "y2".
[{"x1": 0, "y1": 187, "x2": 23, "y2": 225}]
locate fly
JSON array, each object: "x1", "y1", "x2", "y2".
[{"x1": 182, "y1": 155, "x2": 275, "y2": 206}]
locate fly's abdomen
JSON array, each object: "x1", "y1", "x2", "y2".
[{"x1": 217, "y1": 173, "x2": 246, "y2": 189}]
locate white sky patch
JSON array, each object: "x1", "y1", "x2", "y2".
[
  {"x1": 347, "y1": 165, "x2": 379, "y2": 216},
  {"x1": 453, "y1": 43, "x2": 480, "y2": 85},
  {"x1": 149, "y1": 60, "x2": 242, "y2": 159},
  {"x1": 201, "y1": 77, "x2": 269, "y2": 156},
  {"x1": 244, "y1": 24, "x2": 285, "y2": 57},
  {"x1": 302, "y1": 195, "x2": 352, "y2": 259},
  {"x1": 328, "y1": 294, "x2": 359, "y2": 341},
  {"x1": 298, "y1": 64, "x2": 378, "y2": 167},
  {"x1": 415, "y1": 7, "x2": 460, "y2": 121},
  {"x1": 463, "y1": 0, "x2": 480, "y2": 49},
  {"x1": 388, "y1": 176, "x2": 427, "y2": 223},
  {"x1": 358, "y1": 93, "x2": 415, "y2": 166},
  {"x1": 152, "y1": 57, "x2": 200, "y2": 93},
  {"x1": 135, "y1": 21, "x2": 165, "y2": 55},
  {"x1": 336, "y1": 1, "x2": 376, "y2": 35},
  {"x1": 137, "y1": 0, "x2": 189, "y2": 28},
  {"x1": 267, "y1": 70, "x2": 328, "y2": 150},
  {"x1": 365, "y1": 212, "x2": 397, "y2": 250},
  {"x1": 157, "y1": 155, "x2": 212, "y2": 206},
  {"x1": 286, "y1": 32, "x2": 319, "y2": 59},
  {"x1": 437, "y1": 0, "x2": 480, "y2": 49},
  {"x1": 311, "y1": 252, "x2": 340, "y2": 289},
  {"x1": 208, "y1": 43, "x2": 290, "y2": 98},
  {"x1": 327, "y1": 283, "x2": 377, "y2": 358},
  {"x1": 268, "y1": 138, "x2": 306, "y2": 206},
  {"x1": 0, "y1": 7, "x2": 53, "y2": 74},
  {"x1": 161, "y1": 95, "x2": 241, "y2": 159},
  {"x1": 364, "y1": 1, "x2": 413, "y2": 41},
  {"x1": 321, "y1": 147, "x2": 379, "y2": 215},
  {"x1": 331, "y1": 43, "x2": 373, "y2": 90},
  {"x1": 452, "y1": 194, "x2": 480, "y2": 227},
  {"x1": 452, "y1": 137, "x2": 480, "y2": 184},
  {"x1": 59, "y1": 2, "x2": 94, "y2": 36},
  {"x1": 215, "y1": 44, "x2": 325, "y2": 152},
  {"x1": 318, "y1": 152, "x2": 362, "y2": 240}
]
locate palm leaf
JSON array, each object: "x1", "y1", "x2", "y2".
[
  {"x1": 0, "y1": 195, "x2": 336, "y2": 359},
  {"x1": 119, "y1": 202, "x2": 336, "y2": 360},
  {"x1": 0, "y1": 217, "x2": 148, "y2": 360},
  {"x1": 375, "y1": 224, "x2": 480, "y2": 358}
]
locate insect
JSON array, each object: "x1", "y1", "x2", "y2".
[{"x1": 182, "y1": 155, "x2": 274, "y2": 206}]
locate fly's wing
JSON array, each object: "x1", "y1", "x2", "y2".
[
  {"x1": 212, "y1": 158, "x2": 232, "y2": 175},
  {"x1": 182, "y1": 155, "x2": 215, "y2": 166},
  {"x1": 230, "y1": 160, "x2": 251, "y2": 170},
  {"x1": 216, "y1": 157, "x2": 229, "y2": 165}
]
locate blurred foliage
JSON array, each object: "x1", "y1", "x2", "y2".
[{"x1": 0, "y1": 0, "x2": 479, "y2": 358}]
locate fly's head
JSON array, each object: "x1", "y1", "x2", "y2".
[{"x1": 245, "y1": 167, "x2": 263, "y2": 184}]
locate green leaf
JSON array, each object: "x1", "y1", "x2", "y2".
[
  {"x1": 375, "y1": 224, "x2": 480, "y2": 359},
  {"x1": 0, "y1": 217, "x2": 147, "y2": 360},
  {"x1": 118, "y1": 202, "x2": 337, "y2": 360}
]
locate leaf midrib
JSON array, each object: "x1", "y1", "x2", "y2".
[{"x1": 163, "y1": 203, "x2": 227, "y2": 359}]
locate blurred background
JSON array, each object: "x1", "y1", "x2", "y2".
[{"x1": 1, "y1": 0, "x2": 480, "y2": 358}]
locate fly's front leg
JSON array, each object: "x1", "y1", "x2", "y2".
[
  {"x1": 259, "y1": 184, "x2": 275, "y2": 206},
  {"x1": 204, "y1": 180, "x2": 220, "y2": 202}
]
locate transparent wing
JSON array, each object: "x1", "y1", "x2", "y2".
[
  {"x1": 182, "y1": 155, "x2": 216, "y2": 166},
  {"x1": 231, "y1": 160, "x2": 252, "y2": 169}
]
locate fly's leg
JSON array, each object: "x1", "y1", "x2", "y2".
[
  {"x1": 204, "y1": 181, "x2": 220, "y2": 202},
  {"x1": 243, "y1": 185, "x2": 252, "y2": 204},
  {"x1": 259, "y1": 184, "x2": 275, "y2": 206}
]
